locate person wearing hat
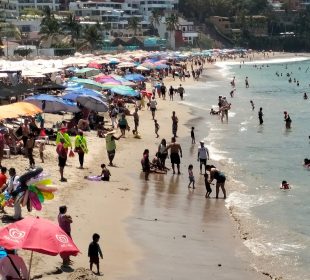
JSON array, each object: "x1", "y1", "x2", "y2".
[
  {"x1": 105, "y1": 131, "x2": 121, "y2": 166},
  {"x1": 197, "y1": 141, "x2": 209, "y2": 174}
]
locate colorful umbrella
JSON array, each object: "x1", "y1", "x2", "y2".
[
  {"x1": 124, "y1": 74, "x2": 146, "y2": 82},
  {"x1": 111, "y1": 86, "x2": 139, "y2": 97},
  {"x1": 88, "y1": 62, "x2": 101, "y2": 69},
  {"x1": 63, "y1": 88, "x2": 106, "y2": 101},
  {"x1": 76, "y1": 95, "x2": 109, "y2": 112}
]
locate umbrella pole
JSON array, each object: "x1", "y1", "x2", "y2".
[{"x1": 28, "y1": 251, "x2": 33, "y2": 280}]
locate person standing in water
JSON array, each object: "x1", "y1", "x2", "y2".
[
  {"x1": 258, "y1": 107, "x2": 264, "y2": 125},
  {"x1": 206, "y1": 165, "x2": 227, "y2": 199},
  {"x1": 284, "y1": 111, "x2": 292, "y2": 129},
  {"x1": 245, "y1": 77, "x2": 249, "y2": 88},
  {"x1": 165, "y1": 137, "x2": 183, "y2": 174},
  {"x1": 250, "y1": 100, "x2": 255, "y2": 110},
  {"x1": 171, "y1": 111, "x2": 178, "y2": 138}
]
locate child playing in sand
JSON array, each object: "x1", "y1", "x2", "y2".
[
  {"x1": 88, "y1": 233, "x2": 103, "y2": 275},
  {"x1": 188, "y1": 164, "x2": 195, "y2": 189},
  {"x1": 204, "y1": 173, "x2": 212, "y2": 198},
  {"x1": 154, "y1": 119, "x2": 160, "y2": 138},
  {"x1": 39, "y1": 142, "x2": 44, "y2": 163},
  {"x1": 84, "y1": 164, "x2": 111, "y2": 181},
  {"x1": 191, "y1": 127, "x2": 195, "y2": 144}
]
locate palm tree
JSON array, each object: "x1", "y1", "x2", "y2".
[
  {"x1": 127, "y1": 17, "x2": 141, "y2": 36},
  {"x1": 0, "y1": 22, "x2": 21, "y2": 40},
  {"x1": 62, "y1": 14, "x2": 81, "y2": 47},
  {"x1": 79, "y1": 25, "x2": 101, "y2": 52},
  {"x1": 165, "y1": 14, "x2": 179, "y2": 43},
  {"x1": 150, "y1": 10, "x2": 161, "y2": 27},
  {"x1": 39, "y1": 15, "x2": 62, "y2": 45}
]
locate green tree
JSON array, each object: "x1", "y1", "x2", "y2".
[
  {"x1": 0, "y1": 22, "x2": 21, "y2": 40},
  {"x1": 62, "y1": 14, "x2": 81, "y2": 47},
  {"x1": 127, "y1": 17, "x2": 141, "y2": 36},
  {"x1": 79, "y1": 25, "x2": 101, "y2": 52}
]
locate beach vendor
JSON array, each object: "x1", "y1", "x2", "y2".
[
  {"x1": 6, "y1": 168, "x2": 21, "y2": 220},
  {"x1": 105, "y1": 131, "x2": 121, "y2": 167},
  {"x1": 74, "y1": 131, "x2": 88, "y2": 169},
  {"x1": 56, "y1": 128, "x2": 72, "y2": 149}
]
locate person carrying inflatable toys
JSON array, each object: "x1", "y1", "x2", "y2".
[
  {"x1": 74, "y1": 131, "x2": 88, "y2": 169},
  {"x1": 56, "y1": 128, "x2": 72, "y2": 149},
  {"x1": 280, "y1": 180, "x2": 290, "y2": 190}
]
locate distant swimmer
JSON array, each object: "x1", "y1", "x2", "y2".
[
  {"x1": 230, "y1": 76, "x2": 235, "y2": 87},
  {"x1": 250, "y1": 100, "x2": 255, "y2": 110},
  {"x1": 304, "y1": 92, "x2": 308, "y2": 100},
  {"x1": 258, "y1": 107, "x2": 264, "y2": 125},
  {"x1": 280, "y1": 180, "x2": 290, "y2": 190},
  {"x1": 284, "y1": 111, "x2": 292, "y2": 129},
  {"x1": 303, "y1": 158, "x2": 310, "y2": 168},
  {"x1": 288, "y1": 78, "x2": 292, "y2": 83},
  {"x1": 297, "y1": 81, "x2": 300, "y2": 86},
  {"x1": 245, "y1": 77, "x2": 249, "y2": 88},
  {"x1": 230, "y1": 88, "x2": 236, "y2": 98}
]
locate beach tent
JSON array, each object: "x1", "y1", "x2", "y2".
[
  {"x1": 0, "y1": 102, "x2": 42, "y2": 119},
  {"x1": 25, "y1": 94, "x2": 79, "y2": 113}
]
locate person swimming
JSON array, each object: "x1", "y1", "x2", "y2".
[
  {"x1": 280, "y1": 180, "x2": 290, "y2": 190},
  {"x1": 304, "y1": 158, "x2": 310, "y2": 168},
  {"x1": 304, "y1": 92, "x2": 308, "y2": 100}
]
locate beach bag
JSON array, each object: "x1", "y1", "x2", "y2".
[{"x1": 69, "y1": 149, "x2": 75, "y2": 157}]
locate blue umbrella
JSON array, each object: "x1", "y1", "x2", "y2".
[
  {"x1": 76, "y1": 95, "x2": 108, "y2": 112},
  {"x1": 155, "y1": 64, "x2": 169, "y2": 70},
  {"x1": 63, "y1": 88, "x2": 106, "y2": 101},
  {"x1": 124, "y1": 74, "x2": 146, "y2": 82},
  {"x1": 111, "y1": 86, "x2": 139, "y2": 97},
  {"x1": 25, "y1": 94, "x2": 79, "y2": 113}
]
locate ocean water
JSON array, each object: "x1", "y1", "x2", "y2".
[{"x1": 184, "y1": 58, "x2": 310, "y2": 279}]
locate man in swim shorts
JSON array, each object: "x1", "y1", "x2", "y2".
[
  {"x1": 197, "y1": 140, "x2": 209, "y2": 174},
  {"x1": 165, "y1": 137, "x2": 182, "y2": 174}
]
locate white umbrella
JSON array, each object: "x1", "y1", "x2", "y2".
[
  {"x1": 136, "y1": 65, "x2": 150, "y2": 71},
  {"x1": 77, "y1": 95, "x2": 109, "y2": 112},
  {"x1": 117, "y1": 62, "x2": 136, "y2": 68}
]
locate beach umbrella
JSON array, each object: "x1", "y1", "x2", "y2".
[
  {"x1": 109, "y1": 58, "x2": 120, "y2": 64},
  {"x1": 117, "y1": 62, "x2": 136, "y2": 68},
  {"x1": 24, "y1": 94, "x2": 78, "y2": 113},
  {"x1": 76, "y1": 95, "x2": 108, "y2": 112},
  {"x1": 0, "y1": 102, "x2": 42, "y2": 120},
  {"x1": 155, "y1": 64, "x2": 169, "y2": 70},
  {"x1": 63, "y1": 88, "x2": 106, "y2": 102},
  {"x1": 141, "y1": 62, "x2": 155, "y2": 69},
  {"x1": 124, "y1": 73, "x2": 146, "y2": 82},
  {"x1": 69, "y1": 78, "x2": 107, "y2": 90},
  {"x1": 96, "y1": 78, "x2": 122, "y2": 85},
  {"x1": 111, "y1": 86, "x2": 139, "y2": 97},
  {"x1": 88, "y1": 62, "x2": 101, "y2": 69},
  {"x1": 63, "y1": 82, "x2": 84, "y2": 91},
  {"x1": 0, "y1": 216, "x2": 80, "y2": 279},
  {"x1": 136, "y1": 65, "x2": 150, "y2": 71}
]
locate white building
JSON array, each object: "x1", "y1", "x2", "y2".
[
  {"x1": 0, "y1": 0, "x2": 59, "y2": 20},
  {"x1": 69, "y1": 0, "x2": 150, "y2": 37},
  {"x1": 137, "y1": 0, "x2": 178, "y2": 20}
]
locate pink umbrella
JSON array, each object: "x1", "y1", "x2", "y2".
[
  {"x1": 0, "y1": 216, "x2": 80, "y2": 278},
  {"x1": 96, "y1": 78, "x2": 122, "y2": 85},
  {"x1": 88, "y1": 62, "x2": 101, "y2": 69}
]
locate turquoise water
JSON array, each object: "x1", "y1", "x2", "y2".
[{"x1": 184, "y1": 58, "x2": 310, "y2": 279}]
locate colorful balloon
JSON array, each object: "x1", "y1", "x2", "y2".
[
  {"x1": 29, "y1": 192, "x2": 42, "y2": 211},
  {"x1": 42, "y1": 192, "x2": 54, "y2": 200}
]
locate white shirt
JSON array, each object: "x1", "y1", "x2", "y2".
[
  {"x1": 198, "y1": 146, "x2": 209, "y2": 160},
  {"x1": 6, "y1": 175, "x2": 20, "y2": 193}
]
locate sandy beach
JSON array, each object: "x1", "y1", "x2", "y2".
[{"x1": 1, "y1": 50, "x2": 304, "y2": 280}]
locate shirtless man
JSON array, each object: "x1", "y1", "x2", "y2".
[{"x1": 165, "y1": 137, "x2": 182, "y2": 174}]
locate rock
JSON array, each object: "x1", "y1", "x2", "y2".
[
  {"x1": 182, "y1": 235, "x2": 186, "y2": 238},
  {"x1": 218, "y1": 264, "x2": 222, "y2": 267}
]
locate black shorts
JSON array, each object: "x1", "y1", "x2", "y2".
[
  {"x1": 199, "y1": 159, "x2": 207, "y2": 165},
  {"x1": 89, "y1": 256, "x2": 99, "y2": 265},
  {"x1": 170, "y1": 153, "x2": 180, "y2": 164},
  {"x1": 58, "y1": 156, "x2": 67, "y2": 167},
  {"x1": 119, "y1": 124, "x2": 127, "y2": 129},
  {"x1": 217, "y1": 176, "x2": 226, "y2": 184},
  {"x1": 151, "y1": 108, "x2": 156, "y2": 112}
]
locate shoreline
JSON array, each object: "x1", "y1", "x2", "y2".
[{"x1": 0, "y1": 51, "x2": 306, "y2": 280}]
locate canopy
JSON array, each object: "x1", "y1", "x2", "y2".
[
  {"x1": 0, "y1": 102, "x2": 42, "y2": 119},
  {"x1": 33, "y1": 83, "x2": 66, "y2": 92},
  {"x1": 124, "y1": 74, "x2": 146, "y2": 82},
  {"x1": 117, "y1": 62, "x2": 136, "y2": 68},
  {"x1": 74, "y1": 68, "x2": 100, "y2": 78},
  {"x1": 77, "y1": 95, "x2": 108, "y2": 112},
  {"x1": 136, "y1": 65, "x2": 150, "y2": 71},
  {"x1": 24, "y1": 94, "x2": 79, "y2": 113}
]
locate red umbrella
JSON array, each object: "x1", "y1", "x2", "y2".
[
  {"x1": 0, "y1": 216, "x2": 79, "y2": 256},
  {"x1": 0, "y1": 216, "x2": 79, "y2": 278},
  {"x1": 88, "y1": 62, "x2": 101, "y2": 69}
]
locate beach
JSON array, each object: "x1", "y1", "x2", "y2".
[{"x1": 1, "y1": 50, "x2": 308, "y2": 280}]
